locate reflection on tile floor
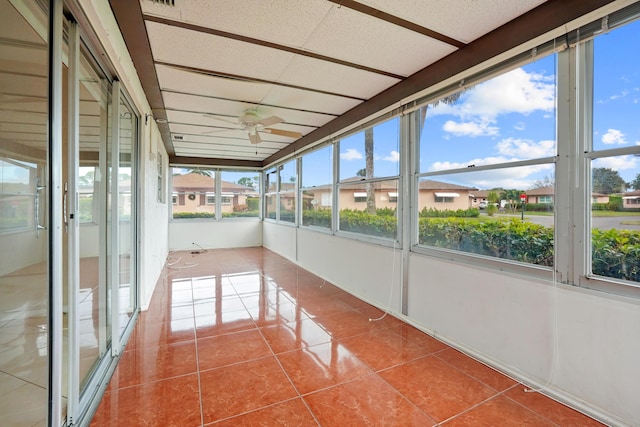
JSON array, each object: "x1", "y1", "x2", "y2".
[{"x1": 91, "y1": 248, "x2": 603, "y2": 426}]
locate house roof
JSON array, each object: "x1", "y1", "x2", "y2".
[
  {"x1": 172, "y1": 173, "x2": 254, "y2": 193},
  {"x1": 418, "y1": 180, "x2": 478, "y2": 191}
]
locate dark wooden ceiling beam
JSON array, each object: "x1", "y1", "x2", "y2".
[
  {"x1": 169, "y1": 155, "x2": 262, "y2": 168},
  {"x1": 326, "y1": 0, "x2": 466, "y2": 48},
  {"x1": 264, "y1": 0, "x2": 616, "y2": 166},
  {"x1": 144, "y1": 14, "x2": 406, "y2": 80},
  {"x1": 109, "y1": 0, "x2": 174, "y2": 156}
]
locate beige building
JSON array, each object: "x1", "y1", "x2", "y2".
[
  {"x1": 298, "y1": 179, "x2": 478, "y2": 212},
  {"x1": 622, "y1": 190, "x2": 640, "y2": 208},
  {"x1": 171, "y1": 173, "x2": 257, "y2": 215}
]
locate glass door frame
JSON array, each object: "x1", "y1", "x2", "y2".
[{"x1": 63, "y1": 9, "x2": 140, "y2": 426}]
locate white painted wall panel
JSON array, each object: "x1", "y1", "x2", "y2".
[
  {"x1": 169, "y1": 220, "x2": 262, "y2": 252},
  {"x1": 407, "y1": 253, "x2": 640, "y2": 426},
  {"x1": 262, "y1": 221, "x2": 296, "y2": 260},
  {"x1": 296, "y1": 228, "x2": 402, "y2": 312}
]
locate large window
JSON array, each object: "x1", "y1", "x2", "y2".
[
  {"x1": 337, "y1": 116, "x2": 400, "y2": 240},
  {"x1": 220, "y1": 170, "x2": 259, "y2": 218},
  {"x1": 588, "y1": 18, "x2": 640, "y2": 284},
  {"x1": 0, "y1": 157, "x2": 38, "y2": 232},
  {"x1": 300, "y1": 145, "x2": 333, "y2": 229},
  {"x1": 171, "y1": 168, "x2": 216, "y2": 219},
  {"x1": 171, "y1": 168, "x2": 260, "y2": 219},
  {"x1": 279, "y1": 160, "x2": 296, "y2": 223},
  {"x1": 416, "y1": 52, "x2": 557, "y2": 267}
]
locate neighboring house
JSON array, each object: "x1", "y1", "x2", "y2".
[
  {"x1": 622, "y1": 190, "x2": 640, "y2": 208},
  {"x1": 300, "y1": 179, "x2": 478, "y2": 212},
  {"x1": 524, "y1": 187, "x2": 610, "y2": 204},
  {"x1": 171, "y1": 173, "x2": 257, "y2": 215},
  {"x1": 417, "y1": 180, "x2": 479, "y2": 211},
  {"x1": 591, "y1": 192, "x2": 610, "y2": 204},
  {"x1": 524, "y1": 186, "x2": 554, "y2": 204}
]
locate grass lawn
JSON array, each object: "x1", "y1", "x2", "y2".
[{"x1": 493, "y1": 211, "x2": 640, "y2": 217}]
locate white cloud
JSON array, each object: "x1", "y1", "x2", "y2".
[
  {"x1": 609, "y1": 90, "x2": 629, "y2": 101},
  {"x1": 601, "y1": 129, "x2": 627, "y2": 145},
  {"x1": 442, "y1": 120, "x2": 499, "y2": 137},
  {"x1": 428, "y1": 157, "x2": 554, "y2": 190},
  {"x1": 593, "y1": 155, "x2": 638, "y2": 171},
  {"x1": 496, "y1": 138, "x2": 555, "y2": 158},
  {"x1": 382, "y1": 150, "x2": 400, "y2": 162},
  {"x1": 514, "y1": 122, "x2": 526, "y2": 131},
  {"x1": 340, "y1": 148, "x2": 362, "y2": 160},
  {"x1": 428, "y1": 67, "x2": 555, "y2": 120}
]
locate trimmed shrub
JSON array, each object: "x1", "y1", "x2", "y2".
[
  {"x1": 592, "y1": 228, "x2": 640, "y2": 282},
  {"x1": 339, "y1": 209, "x2": 396, "y2": 239},
  {"x1": 608, "y1": 195, "x2": 623, "y2": 212},
  {"x1": 418, "y1": 217, "x2": 554, "y2": 266},
  {"x1": 419, "y1": 207, "x2": 480, "y2": 218},
  {"x1": 302, "y1": 209, "x2": 331, "y2": 227},
  {"x1": 524, "y1": 203, "x2": 554, "y2": 212}
]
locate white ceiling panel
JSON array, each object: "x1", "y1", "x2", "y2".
[
  {"x1": 359, "y1": 0, "x2": 548, "y2": 44},
  {"x1": 163, "y1": 92, "x2": 335, "y2": 128},
  {"x1": 141, "y1": 0, "x2": 332, "y2": 48},
  {"x1": 146, "y1": 21, "x2": 295, "y2": 82},
  {"x1": 303, "y1": 5, "x2": 457, "y2": 77},
  {"x1": 260, "y1": 86, "x2": 361, "y2": 116},
  {"x1": 278, "y1": 56, "x2": 400, "y2": 100},
  {"x1": 169, "y1": 121, "x2": 316, "y2": 139},
  {"x1": 156, "y1": 64, "x2": 272, "y2": 103}
]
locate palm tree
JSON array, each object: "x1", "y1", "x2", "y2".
[
  {"x1": 187, "y1": 168, "x2": 212, "y2": 177},
  {"x1": 364, "y1": 127, "x2": 376, "y2": 214}
]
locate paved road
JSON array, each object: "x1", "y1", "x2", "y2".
[{"x1": 490, "y1": 213, "x2": 640, "y2": 230}]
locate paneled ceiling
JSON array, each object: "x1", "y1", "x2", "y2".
[{"x1": 108, "y1": 0, "x2": 617, "y2": 168}]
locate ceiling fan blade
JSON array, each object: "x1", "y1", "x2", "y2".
[
  {"x1": 248, "y1": 132, "x2": 262, "y2": 144},
  {"x1": 202, "y1": 114, "x2": 239, "y2": 125},
  {"x1": 258, "y1": 115, "x2": 283, "y2": 127},
  {"x1": 262, "y1": 128, "x2": 303, "y2": 139}
]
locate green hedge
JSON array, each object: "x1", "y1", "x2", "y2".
[
  {"x1": 419, "y1": 218, "x2": 554, "y2": 266},
  {"x1": 524, "y1": 203, "x2": 554, "y2": 212},
  {"x1": 419, "y1": 207, "x2": 479, "y2": 218},
  {"x1": 418, "y1": 217, "x2": 640, "y2": 282},
  {"x1": 338, "y1": 209, "x2": 396, "y2": 239},
  {"x1": 302, "y1": 209, "x2": 331, "y2": 227},
  {"x1": 592, "y1": 228, "x2": 640, "y2": 282}
]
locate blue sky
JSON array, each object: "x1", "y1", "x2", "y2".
[{"x1": 334, "y1": 19, "x2": 639, "y2": 191}]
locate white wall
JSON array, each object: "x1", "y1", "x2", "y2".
[
  {"x1": 262, "y1": 221, "x2": 296, "y2": 260},
  {"x1": 80, "y1": 1, "x2": 170, "y2": 310},
  {"x1": 170, "y1": 219, "x2": 262, "y2": 251},
  {"x1": 407, "y1": 254, "x2": 640, "y2": 426},
  {"x1": 0, "y1": 230, "x2": 46, "y2": 276},
  {"x1": 265, "y1": 224, "x2": 640, "y2": 426}
]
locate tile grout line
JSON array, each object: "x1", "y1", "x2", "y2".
[{"x1": 189, "y1": 274, "x2": 206, "y2": 427}]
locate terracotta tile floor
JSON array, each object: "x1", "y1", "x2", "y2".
[{"x1": 91, "y1": 247, "x2": 603, "y2": 426}]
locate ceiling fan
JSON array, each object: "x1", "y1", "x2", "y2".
[{"x1": 203, "y1": 109, "x2": 302, "y2": 144}]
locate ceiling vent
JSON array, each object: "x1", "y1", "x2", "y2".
[{"x1": 149, "y1": 0, "x2": 175, "y2": 6}]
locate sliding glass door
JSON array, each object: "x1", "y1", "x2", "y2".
[{"x1": 0, "y1": 1, "x2": 51, "y2": 425}]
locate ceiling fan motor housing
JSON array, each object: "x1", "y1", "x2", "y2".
[{"x1": 239, "y1": 110, "x2": 261, "y2": 127}]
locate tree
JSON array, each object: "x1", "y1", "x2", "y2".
[
  {"x1": 592, "y1": 167, "x2": 626, "y2": 194},
  {"x1": 629, "y1": 172, "x2": 640, "y2": 190},
  {"x1": 486, "y1": 191, "x2": 499, "y2": 216},
  {"x1": 530, "y1": 175, "x2": 554, "y2": 189},
  {"x1": 237, "y1": 176, "x2": 256, "y2": 189},
  {"x1": 500, "y1": 189, "x2": 523, "y2": 212},
  {"x1": 187, "y1": 168, "x2": 212, "y2": 177},
  {"x1": 364, "y1": 127, "x2": 376, "y2": 214}
]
